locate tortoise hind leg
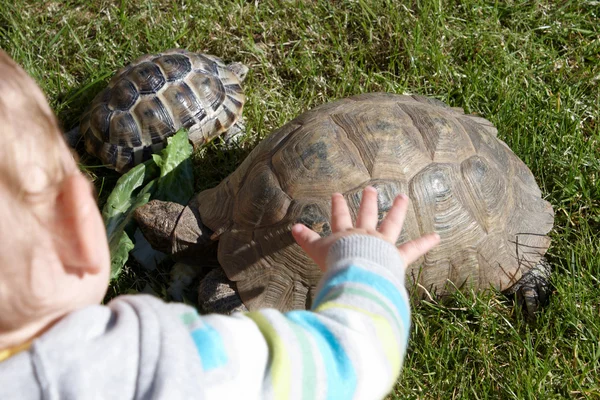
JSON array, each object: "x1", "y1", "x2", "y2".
[
  {"x1": 503, "y1": 258, "x2": 552, "y2": 318},
  {"x1": 220, "y1": 118, "x2": 246, "y2": 148},
  {"x1": 64, "y1": 126, "x2": 82, "y2": 147}
]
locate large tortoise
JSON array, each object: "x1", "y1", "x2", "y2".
[
  {"x1": 135, "y1": 93, "x2": 555, "y2": 314},
  {"x1": 76, "y1": 48, "x2": 247, "y2": 172}
]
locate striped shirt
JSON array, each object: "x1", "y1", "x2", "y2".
[{"x1": 0, "y1": 235, "x2": 410, "y2": 400}]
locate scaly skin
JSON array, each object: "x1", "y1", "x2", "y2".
[{"x1": 503, "y1": 259, "x2": 552, "y2": 319}]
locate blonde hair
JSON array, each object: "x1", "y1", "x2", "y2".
[
  {"x1": 0, "y1": 49, "x2": 73, "y2": 204},
  {"x1": 0, "y1": 49, "x2": 77, "y2": 278},
  {"x1": 0, "y1": 51, "x2": 84, "y2": 331}
]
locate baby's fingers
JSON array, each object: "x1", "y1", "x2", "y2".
[
  {"x1": 356, "y1": 186, "x2": 379, "y2": 230},
  {"x1": 378, "y1": 194, "x2": 409, "y2": 242},
  {"x1": 331, "y1": 193, "x2": 353, "y2": 232},
  {"x1": 397, "y1": 233, "x2": 441, "y2": 265}
]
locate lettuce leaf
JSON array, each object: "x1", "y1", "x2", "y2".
[
  {"x1": 151, "y1": 127, "x2": 194, "y2": 205},
  {"x1": 102, "y1": 129, "x2": 194, "y2": 280}
]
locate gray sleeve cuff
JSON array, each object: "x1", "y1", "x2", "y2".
[{"x1": 325, "y1": 234, "x2": 406, "y2": 285}]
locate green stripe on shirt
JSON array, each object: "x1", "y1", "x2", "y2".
[
  {"x1": 246, "y1": 312, "x2": 292, "y2": 399},
  {"x1": 289, "y1": 320, "x2": 318, "y2": 400}
]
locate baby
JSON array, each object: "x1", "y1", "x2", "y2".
[{"x1": 0, "y1": 50, "x2": 439, "y2": 399}]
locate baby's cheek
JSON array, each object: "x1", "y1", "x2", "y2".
[
  {"x1": 0, "y1": 242, "x2": 60, "y2": 329},
  {"x1": 29, "y1": 243, "x2": 62, "y2": 301}
]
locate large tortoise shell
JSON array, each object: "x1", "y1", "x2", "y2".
[
  {"x1": 81, "y1": 49, "x2": 246, "y2": 172},
  {"x1": 191, "y1": 93, "x2": 554, "y2": 311}
]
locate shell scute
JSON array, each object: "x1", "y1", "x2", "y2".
[
  {"x1": 88, "y1": 104, "x2": 112, "y2": 142},
  {"x1": 460, "y1": 155, "x2": 511, "y2": 233},
  {"x1": 331, "y1": 104, "x2": 432, "y2": 181},
  {"x1": 271, "y1": 117, "x2": 370, "y2": 198},
  {"x1": 109, "y1": 111, "x2": 141, "y2": 147},
  {"x1": 233, "y1": 164, "x2": 292, "y2": 228},
  {"x1": 398, "y1": 103, "x2": 476, "y2": 163},
  {"x1": 116, "y1": 147, "x2": 134, "y2": 171},
  {"x1": 153, "y1": 53, "x2": 192, "y2": 82},
  {"x1": 295, "y1": 202, "x2": 331, "y2": 237},
  {"x1": 108, "y1": 79, "x2": 139, "y2": 111},
  {"x1": 128, "y1": 62, "x2": 166, "y2": 95},
  {"x1": 458, "y1": 116, "x2": 510, "y2": 173},
  {"x1": 225, "y1": 83, "x2": 243, "y2": 95},
  {"x1": 188, "y1": 53, "x2": 220, "y2": 75},
  {"x1": 132, "y1": 97, "x2": 175, "y2": 145},
  {"x1": 161, "y1": 81, "x2": 206, "y2": 129},
  {"x1": 186, "y1": 73, "x2": 226, "y2": 113},
  {"x1": 405, "y1": 162, "x2": 488, "y2": 294},
  {"x1": 103, "y1": 143, "x2": 118, "y2": 167}
]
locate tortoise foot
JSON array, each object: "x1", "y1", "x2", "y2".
[
  {"x1": 198, "y1": 268, "x2": 247, "y2": 315},
  {"x1": 220, "y1": 119, "x2": 246, "y2": 148},
  {"x1": 503, "y1": 258, "x2": 552, "y2": 318},
  {"x1": 168, "y1": 263, "x2": 201, "y2": 301}
]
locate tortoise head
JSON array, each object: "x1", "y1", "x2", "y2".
[
  {"x1": 134, "y1": 199, "x2": 217, "y2": 264},
  {"x1": 226, "y1": 62, "x2": 249, "y2": 82}
]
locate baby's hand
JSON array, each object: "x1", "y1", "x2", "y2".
[{"x1": 291, "y1": 186, "x2": 440, "y2": 272}]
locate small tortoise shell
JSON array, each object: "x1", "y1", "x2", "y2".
[{"x1": 81, "y1": 49, "x2": 246, "y2": 172}]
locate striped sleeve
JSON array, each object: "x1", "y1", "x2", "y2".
[{"x1": 180, "y1": 234, "x2": 410, "y2": 400}]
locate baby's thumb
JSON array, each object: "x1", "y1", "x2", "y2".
[
  {"x1": 292, "y1": 223, "x2": 324, "y2": 262},
  {"x1": 292, "y1": 224, "x2": 330, "y2": 272}
]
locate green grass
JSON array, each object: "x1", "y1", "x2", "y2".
[{"x1": 1, "y1": 0, "x2": 599, "y2": 398}]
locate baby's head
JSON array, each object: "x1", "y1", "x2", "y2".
[{"x1": 0, "y1": 50, "x2": 110, "y2": 349}]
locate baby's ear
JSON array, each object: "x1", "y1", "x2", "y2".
[{"x1": 51, "y1": 173, "x2": 104, "y2": 275}]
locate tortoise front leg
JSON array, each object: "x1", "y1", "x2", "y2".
[{"x1": 198, "y1": 268, "x2": 247, "y2": 315}]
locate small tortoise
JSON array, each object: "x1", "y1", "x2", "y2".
[
  {"x1": 135, "y1": 93, "x2": 555, "y2": 315},
  {"x1": 78, "y1": 49, "x2": 247, "y2": 172}
]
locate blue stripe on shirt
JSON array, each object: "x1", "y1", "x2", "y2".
[
  {"x1": 287, "y1": 311, "x2": 357, "y2": 400},
  {"x1": 190, "y1": 323, "x2": 228, "y2": 371},
  {"x1": 312, "y1": 265, "x2": 411, "y2": 330}
]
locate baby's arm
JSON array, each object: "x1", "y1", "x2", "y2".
[
  {"x1": 190, "y1": 235, "x2": 411, "y2": 400},
  {"x1": 172, "y1": 187, "x2": 439, "y2": 399}
]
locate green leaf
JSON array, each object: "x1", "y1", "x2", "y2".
[
  {"x1": 152, "y1": 128, "x2": 194, "y2": 205},
  {"x1": 110, "y1": 231, "x2": 134, "y2": 280},
  {"x1": 103, "y1": 161, "x2": 157, "y2": 236},
  {"x1": 104, "y1": 167, "x2": 157, "y2": 279},
  {"x1": 102, "y1": 128, "x2": 195, "y2": 280}
]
